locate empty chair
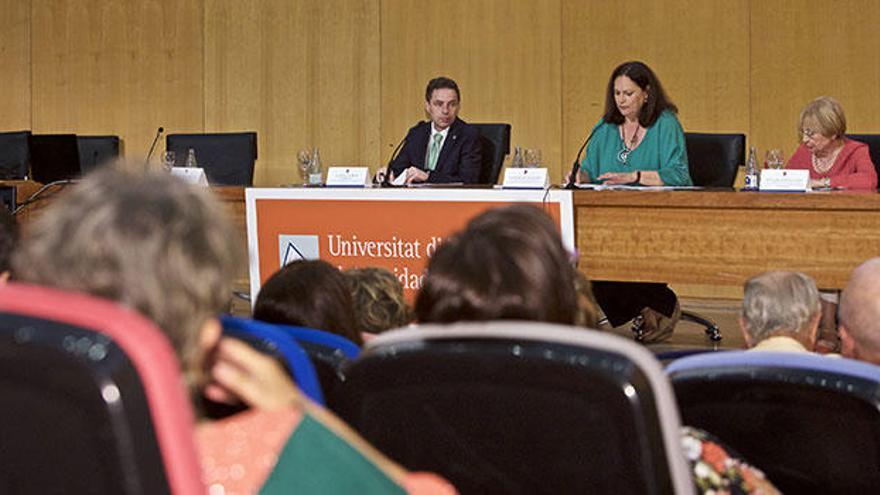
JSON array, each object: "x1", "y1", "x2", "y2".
[
  {"x1": 0, "y1": 130, "x2": 31, "y2": 179},
  {"x1": 166, "y1": 132, "x2": 257, "y2": 186},
  {"x1": 472, "y1": 123, "x2": 511, "y2": 184},
  {"x1": 684, "y1": 132, "x2": 744, "y2": 188},
  {"x1": 667, "y1": 351, "x2": 880, "y2": 494},
  {"x1": 77, "y1": 135, "x2": 120, "y2": 174},
  {"x1": 334, "y1": 322, "x2": 694, "y2": 495},
  {"x1": 0, "y1": 283, "x2": 203, "y2": 494}
]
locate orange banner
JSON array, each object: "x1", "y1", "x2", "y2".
[{"x1": 246, "y1": 189, "x2": 573, "y2": 300}]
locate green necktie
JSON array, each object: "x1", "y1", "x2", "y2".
[{"x1": 426, "y1": 133, "x2": 443, "y2": 171}]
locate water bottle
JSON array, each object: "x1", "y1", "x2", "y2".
[
  {"x1": 510, "y1": 146, "x2": 524, "y2": 168},
  {"x1": 744, "y1": 146, "x2": 758, "y2": 190},
  {"x1": 185, "y1": 148, "x2": 198, "y2": 168},
  {"x1": 308, "y1": 148, "x2": 323, "y2": 185}
]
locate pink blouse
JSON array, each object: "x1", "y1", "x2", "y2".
[{"x1": 786, "y1": 139, "x2": 878, "y2": 190}]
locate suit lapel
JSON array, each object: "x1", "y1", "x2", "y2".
[
  {"x1": 414, "y1": 122, "x2": 431, "y2": 167},
  {"x1": 435, "y1": 119, "x2": 460, "y2": 171}
]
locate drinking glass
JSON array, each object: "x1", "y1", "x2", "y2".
[
  {"x1": 524, "y1": 148, "x2": 542, "y2": 168},
  {"x1": 162, "y1": 151, "x2": 176, "y2": 171},
  {"x1": 765, "y1": 149, "x2": 784, "y2": 169},
  {"x1": 297, "y1": 149, "x2": 312, "y2": 185}
]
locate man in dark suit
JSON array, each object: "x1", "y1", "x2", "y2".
[{"x1": 388, "y1": 77, "x2": 482, "y2": 184}]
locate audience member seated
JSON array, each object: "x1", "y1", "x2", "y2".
[
  {"x1": 416, "y1": 204, "x2": 586, "y2": 325},
  {"x1": 739, "y1": 271, "x2": 821, "y2": 353},
  {"x1": 12, "y1": 168, "x2": 452, "y2": 495},
  {"x1": 415, "y1": 204, "x2": 778, "y2": 494},
  {"x1": 839, "y1": 258, "x2": 880, "y2": 365},
  {"x1": 254, "y1": 259, "x2": 364, "y2": 345},
  {"x1": 345, "y1": 267, "x2": 412, "y2": 338}
]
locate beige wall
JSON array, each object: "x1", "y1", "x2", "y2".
[{"x1": 2, "y1": 0, "x2": 879, "y2": 184}]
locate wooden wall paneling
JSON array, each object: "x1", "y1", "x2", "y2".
[
  {"x1": 206, "y1": 0, "x2": 380, "y2": 186},
  {"x1": 751, "y1": 0, "x2": 880, "y2": 161},
  {"x1": 0, "y1": 0, "x2": 31, "y2": 131},
  {"x1": 562, "y1": 0, "x2": 750, "y2": 173},
  {"x1": 31, "y1": 0, "x2": 204, "y2": 165},
  {"x1": 380, "y1": 0, "x2": 562, "y2": 181}
]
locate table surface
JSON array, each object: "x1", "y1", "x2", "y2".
[
  {"x1": 15, "y1": 184, "x2": 877, "y2": 291},
  {"x1": 572, "y1": 188, "x2": 880, "y2": 289}
]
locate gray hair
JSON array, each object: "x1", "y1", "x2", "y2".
[
  {"x1": 741, "y1": 271, "x2": 820, "y2": 343},
  {"x1": 13, "y1": 167, "x2": 241, "y2": 388}
]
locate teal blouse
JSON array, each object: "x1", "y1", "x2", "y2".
[{"x1": 579, "y1": 110, "x2": 692, "y2": 186}]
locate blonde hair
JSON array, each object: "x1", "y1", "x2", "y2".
[
  {"x1": 13, "y1": 167, "x2": 241, "y2": 388},
  {"x1": 345, "y1": 267, "x2": 412, "y2": 333},
  {"x1": 798, "y1": 96, "x2": 847, "y2": 140}
]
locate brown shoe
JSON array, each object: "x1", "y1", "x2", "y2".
[{"x1": 637, "y1": 301, "x2": 681, "y2": 344}]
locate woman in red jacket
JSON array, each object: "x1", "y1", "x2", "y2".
[{"x1": 786, "y1": 96, "x2": 878, "y2": 190}]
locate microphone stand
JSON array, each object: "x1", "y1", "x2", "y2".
[
  {"x1": 381, "y1": 136, "x2": 407, "y2": 187},
  {"x1": 565, "y1": 124, "x2": 599, "y2": 190},
  {"x1": 144, "y1": 126, "x2": 164, "y2": 170}
]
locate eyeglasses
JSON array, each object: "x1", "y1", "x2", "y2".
[{"x1": 801, "y1": 128, "x2": 819, "y2": 139}]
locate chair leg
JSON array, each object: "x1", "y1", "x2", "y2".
[{"x1": 680, "y1": 310, "x2": 723, "y2": 342}]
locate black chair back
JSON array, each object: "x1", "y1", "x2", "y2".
[
  {"x1": 684, "y1": 132, "x2": 745, "y2": 187},
  {"x1": 846, "y1": 134, "x2": 880, "y2": 186},
  {"x1": 472, "y1": 123, "x2": 511, "y2": 184},
  {"x1": 0, "y1": 130, "x2": 31, "y2": 180},
  {"x1": 77, "y1": 135, "x2": 120, "y2": 174},
  {"x1": 334, "y1": 322, "x2": 694, "y2": 495},
  {"x1": 668, "y1": 351, "x2": 880, "y2": 495},
  {"x1": 166, "y1": 132, "x2": 257, "y2": 186},
  {"x1": 0, "y1": 283, "x2": 206, "y2": 494},
  {"x1": 29, "y1": 134, "x2": 82, "y2": 183}
]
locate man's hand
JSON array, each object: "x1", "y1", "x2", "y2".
[{"x1": 404, "y1": 167, "x2": 430, "y2": 184}]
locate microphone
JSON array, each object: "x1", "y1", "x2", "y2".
[
  {"x1": 144, "y1": 126, "x2": 164, "y2": 169},
  {"x1": 565, "y1": 124, "x2": 600, "y2": 189},
  {"x1": 380, "y1": 135, "x2": 407, "y2": 187}
]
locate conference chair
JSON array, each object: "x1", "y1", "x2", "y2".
[
  {"x1": 0, "y1": 283, "x2": 203, "y2": 495},
  {"x1": 846, "y1": 133, "x2": 880, "y2": 185},
  {"x1": 220, "y1": 316, "x2": 361, "y2": 409},
  {"x1": 165, "y1": 132, "x2": 257, "y2": 186},
  {"x1": 667, "y1": 351, "x2": 880, "y2": 494},
  {"x1": 472, "y1": 123, "x2": 511, "y2": 184},
  {"x1": 684, "y1": 132, "x2": 744, "y2": 188},
  {"x1": 334, "y1": 321, "x2": 695, "y2": 495},
  {"x1": 0, "y1": 130, "x2": 31, "y2": 180},
  {"x1": 77, "y1": 135, "x2": 120, "y2": 174}
]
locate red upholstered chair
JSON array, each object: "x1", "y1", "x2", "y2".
[{"x1": 0, "y1": 283, "x2": 204, "y2": 494}]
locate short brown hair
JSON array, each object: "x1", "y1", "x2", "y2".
[
  {"x1": 14, "y1": 167, "x2": 241, "y2": 386},
  {"x1": 415, "y1": 204, "x2": 579, "y2": 325},
  {"x1": 254, "y1": 259, "x2": 363, "y2": 345}
]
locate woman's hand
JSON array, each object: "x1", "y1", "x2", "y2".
[
  {"x1": 597, "y1": 171, "x2": 639, "y2": 185},
  {"x1": 204, "y1": 337, "x2": 302, "y2": 410}
]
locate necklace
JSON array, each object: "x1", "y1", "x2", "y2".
[
  {"x1": 618, "y1": 124, "x2": 641, "y2": 164},
  {"x1": 811, "y1": 145, "x2": 843, "y2": 175}
]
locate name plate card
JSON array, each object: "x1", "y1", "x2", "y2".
[
  {"x1": 502, "y1": 168, "x2": 550, "y2": 189},
  {"x1": 326, "y1": 167, "x2": 370, "y2": 187},
  {"x1": 170, "y1": 167, "x2": 208, "y2": 186},
  {"x1": 759, "y1": 169, "x2": 809, "y2": 192}
]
